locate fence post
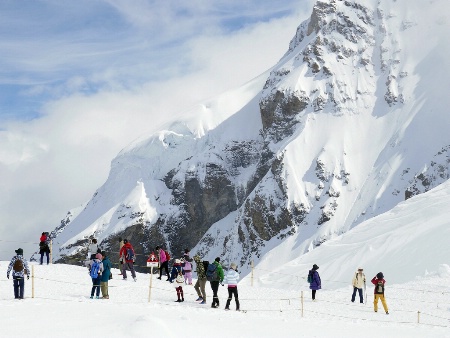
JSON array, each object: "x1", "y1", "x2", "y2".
[
  {"x1": 251, "y1": 260, "x2": 254, "y2": 287},
  {"x1": 301, "y1": 291, "x2": 304, "y2": 317},
  {"x1": 148, "y1": 266, "x2": 153, "y2": 303},
  {"x1": 32, "y1": 265, "x2": 35, "y2": 299},
  {"x1": 417, "y1": 311, "x2": 420, "y2": 324},
  {"x1": 49, "y1": 240, "x2": 53, "y2": 264}
]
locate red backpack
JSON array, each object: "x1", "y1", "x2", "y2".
[{"x1": 164, "y1": 250, "x2": 171, "y2": 261}]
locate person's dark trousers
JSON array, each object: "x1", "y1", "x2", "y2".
[
  {"x1": 91, "y1": 277, "x2": 101, "y2": 297},
  {"x1": 40, "y1": 252, "x2": 49, "y2": 264},
  {"x1": 225, "y1": 287, "x2": 239, "y2": 310},
  {"x1": 210, "y1": 281, "x2": 220, "y2": 307},
  {"x1": 13, "y1": 276, "x2": 25, "y2": 299},
  {"x1": 351, "y1": 287, "x2": 363, "y2": 303},
  {"x1": 312, "y1": 289, "x2": 317, "y2": 300},
  {"x1": 159, "y1": 261, "x2": 169, "y2": 279}
]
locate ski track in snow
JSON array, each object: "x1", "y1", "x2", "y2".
[{"x1": 0, "y1": 263, "x2": 449, "y2": 337}]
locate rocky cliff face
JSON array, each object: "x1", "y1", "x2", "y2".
[{"x1": 52, "y1": 0, "x2": 450, "y2": 272}]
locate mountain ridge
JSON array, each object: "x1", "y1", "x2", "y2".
[{"x1": 49, "y1": 0, "x2": 450, "y2": 274}]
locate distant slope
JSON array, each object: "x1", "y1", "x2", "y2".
[{"x1": 254, "y1": 179, "x2": 450, "y2": 289}]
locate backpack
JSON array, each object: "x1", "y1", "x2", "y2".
[
  {"x1": 164, "y1": 250, "x2": 171, "y2": 261},
  {"x1": 206, "y1": 263, "x2": 219, "y2": 282},
  {"x1": 126, "y1": 248, "x2": 135, "y2": 261},
  {"x1": 13, "y1": 258, "x2": 24, "y2": 273},
  {"x1": 307, "y1": 271, "x2": 313, "y2": 283},
  {"x1": 202, "y1": 260, "x2": 209, "y2": 273},
  {"x1": 175, "y1": 268, "x2": 185, "y2": 284},
  {"x1": 376, "y1": 281, "x2": 384, "y2": 294},
  {"x1": 90, "y1": 260, "x2": 101, "y2": 278}
]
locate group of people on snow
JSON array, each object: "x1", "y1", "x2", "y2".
[
  {"x1": 4, "y1": 234, "x2": 387, "y2": 315},
  {"x1": 308, "y1": 264, "x2": 389, "y2": 314}
]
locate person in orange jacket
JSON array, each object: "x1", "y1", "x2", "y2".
[{"x1": 371, "y1": 272, "x2": 389, "y2": 314}]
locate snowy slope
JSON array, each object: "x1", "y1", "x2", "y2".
[
  {"x1": 51, "y1": 0, "x2": 450, "y2": 278},
  {"x1": 254, "y1": 178, "x2": 450, "y2": 290},
  {"x1": 0, "y1": 261, "x2": 449, "y2": 337}
]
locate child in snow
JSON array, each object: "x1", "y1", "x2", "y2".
[
  {"x1": 182, "y1": 249, "x2": 193, "y2": 285},
  {"x1": 88, "y1": 253, "x2": 104, "y2": 299},
  {"x1": 371, "y1": 272, "x2": 389, "y2": 314},
  {"x1": 351, "y1": 268, "x2": 366, "y2": 303},
  {"x1": 169, "y1": 259, "x2": 185, "y2": 302},
  {"x1": 308, "y1": 264, "x2": 321, "y2": 301},
  {"x1": 223, "y1": 263, "x2": 240, "y2": 311}
]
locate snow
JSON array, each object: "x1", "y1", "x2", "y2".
[{"x1": 0, "y1": 261, "x2": 449, "y2": 337}]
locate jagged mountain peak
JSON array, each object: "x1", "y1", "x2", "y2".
[{"x1": 51, "y1": 0, "x2": 450, "y2": 274}]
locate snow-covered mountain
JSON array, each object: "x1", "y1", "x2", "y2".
[{"x1": 50, "y1": 0, "x2": 450, "y2": 273}]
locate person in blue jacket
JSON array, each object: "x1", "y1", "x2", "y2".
[{"x1": 308, "y1": 264, "x2": 321, "y2": 301}]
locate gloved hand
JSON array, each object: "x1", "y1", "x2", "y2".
[
  {"x1": 221, "y1": 283, "x2": 224, "y2": 286},
  {"x1": 27, "y1": 275, "x2": 30, "y2": 280},
  {"x1": 7, "y1": 275, "x2": 9, "y2": 279}
]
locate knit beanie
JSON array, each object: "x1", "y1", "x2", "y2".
[
  {"x1": 376, "y1": 272, "x2": 384, "y2": 279},
  {"x1": 312, "y1": 264, "x2": 319, "y2": 270},
  {"x1": 230, "y1": 263, "x2": 237, "y2": 270},
  {"x1": 215, "y1": 257, "x2": 220, "y2": 263}
]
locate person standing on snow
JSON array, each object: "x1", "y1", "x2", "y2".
[
  {"x1": 39, "y1": 232, "x2": 51, "y2": 265},
  {"x1": 7, "y1": 248, "x2": 31, "y2": 299},
  {"x1": 88, "y1": 238, "x2": 99, "y2": 259},
  {"x1": 156, "y1": 246, "x2": 170, "y2": 281},
  {"x1": 119, "y1": 239, "x2": 137, "y2": 281},
  {"x1": 118, "y1": 237, "x2": 124, "y2": 275},
  {"x1": 208, "y1": 257, "x2": 224, "y2": 308},
  {"x1": 223, "y1": 263, "x2": 240, "y2": 311},
  {"x1": 193, "y1": 254, "x2": 207, "y2": 304},
  {"x1": 169, "y1": 259, "x2": 185, "y2": 302},
  {"x1": 182, "y1": 249, "x2": 193, "y2": 285},
  {"x1": 308, "y1": 264, "x2": 321, "y2": 301},
  {"x1": 87, "y1": 252, "x2": 104, "y2": 299},
  {"x1": 372, "y1": 272, "x2": 389, "y2": 314},
  {"x1": 100, "y1": 251, "x2": 112, "y2": 299},
  {"x1": 351, "y1": 268, "x2": 366, "y2": 303}
]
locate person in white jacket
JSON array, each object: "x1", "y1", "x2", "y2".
[
  {"x1": 223, "y1": 263, "x2": 240, "y2": 311},
  {"x1": 351, "y1": 268, "x2": 366, "y2": 303}
]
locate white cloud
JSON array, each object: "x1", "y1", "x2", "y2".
[{"x1": 0, "y1": 0, "x2": 314, "y2": 258}]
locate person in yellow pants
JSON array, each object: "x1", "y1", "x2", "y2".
[{"x1": 371, "y1": 272, "x2": 389, "y2": 314}]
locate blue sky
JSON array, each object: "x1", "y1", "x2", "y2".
[
  {"x1": 0, "y1": 0, "x2": 313, "y2": 258},
  {"x1": 0, "y1": 0, "x2": 307, "y2": 123}
]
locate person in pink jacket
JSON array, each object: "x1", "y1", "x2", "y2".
[{"x1": 156, "y1": 246, "x2": 170, "y2": 280}]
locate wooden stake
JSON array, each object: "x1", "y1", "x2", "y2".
[
  {"x1": 32, "y1": 265, "x2": 35, "y2": 299},
  {"x1": 148, "y1": 266, "x2": 153, "y2": 303},
  {"x1": 301, "y1": 291, "x2": 304, "y2": 317}
]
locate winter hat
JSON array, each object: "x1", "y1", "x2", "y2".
[
  {"x1": 312, "y1": 264, "x2": 319, "y2": 270},
  {"x1": 357, "y1": 268, "x2": 364, "y2": 272},
  {"x1": 175, "y1": 259, "x2": 181, "y2": 264},
  {"x1": 123, "y1": 239, "x2": 128, "y2": 244},
  {"x1": 215, "y1": 257, "x2": 220, "y2": 263},
  {"x1": 95, "y1": 253, "x2": 102, "y2": 260},
  {"x1": 15, "y1": 248, "x2": 23, "y2": 255},
  {"x1": 230, "y1": 263, "x2": 237, "y2": 270},
  {"x1": 376, "y1": 272, "x2": 384, "y2": 279},
  {"x1": 155, "y1": 246, "x2": 160, "y2": 250}
]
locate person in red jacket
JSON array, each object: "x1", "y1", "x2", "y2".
[
  {"x1": 371, "y1": 272, "x2": 389, "y2": 314},
  {"x1": 119, "y1": 239, "x2": 137, "y2": 281}
]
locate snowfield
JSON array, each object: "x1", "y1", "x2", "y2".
[{"x1": 0, "y1": 262, "x2": 449, "y2": 337}]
